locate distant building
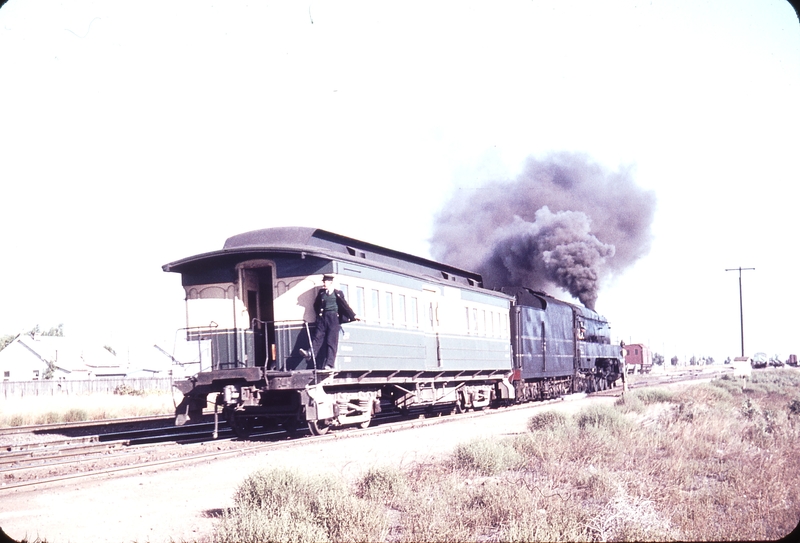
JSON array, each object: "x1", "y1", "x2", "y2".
[
  {"x1": 0, "y1": 335, "x2": 126, "y2": 381},
  {"x1": 624, "y1": 343, "x2": 652, "y2": 374},
  {"x1": 122, "y1": 341, "x2": 204, "y2": 379}
]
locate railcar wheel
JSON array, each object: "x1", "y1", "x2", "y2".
[
  {"x1": 227, "y1": 410, "x2": 253, "y2": 439},
  {"x1": 308, "y1": 419, "x2": 331, "y2": 436},
  {"x1": 454, "y1": 392, "x2": 467, "y2": 414}
]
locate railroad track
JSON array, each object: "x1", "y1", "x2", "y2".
[
  {"x1": 0, "y1": 401, "x2": 542, "y2": 491},
  {"x1": 591, "y1": 367, "x2": 731, "y2": 397},
  {"x1": 0, "y1": 369, "x2": 726, "y2": 491},
  {"x1": 0, "y1": 421, "x2": 287, "y2": 491},
  {"x1": 0, "y1": 414, "x2": 249, "y2": 489},
  {"x1": 0, "y1": 414, "x2": 175, "y2": 437}
]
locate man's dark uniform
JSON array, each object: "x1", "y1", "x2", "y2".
[{"x1": 310, "y1": 284, "x2": 357, "y2": 369}]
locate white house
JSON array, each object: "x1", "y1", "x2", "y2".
[
  {"x1": 116, "y1": 340, "x2": 206, "y2": 379},
  {"x1": 0, "y1": 335, "x2": 126, "y2": 381}
]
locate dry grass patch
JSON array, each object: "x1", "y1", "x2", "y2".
[
  {"x1": 0, "y1": 392, "x2": 174, "y2": 427},
  {"x1": 212, "y1": 370, "x2": 800, "y2": 542},
  {"x1": 214, "y1": 468, "x2": 387, "y2": 543}
]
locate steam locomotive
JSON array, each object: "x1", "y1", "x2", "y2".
[{"x1": 164, "y1": 227, "x2": 623, "y2": 437}]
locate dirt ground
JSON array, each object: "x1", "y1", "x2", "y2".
[{"x1": 0, "y1": 395, "x2": 614, "y2": 543}]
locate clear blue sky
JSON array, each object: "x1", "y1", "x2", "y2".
[{"x1": 1, "y1": 0, "x2": 798, "y2": 363}]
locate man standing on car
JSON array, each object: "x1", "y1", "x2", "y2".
[{"x1": 302, "y1": 274, "x2": 358, "y2": 369}]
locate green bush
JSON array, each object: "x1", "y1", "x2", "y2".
[
  {"x1": 397, "y1": 472, "x2": 476, "y2": 541},
  {"x1": 217, "y1": 468, "x2": 386, "y2": 543},
  {"x1": 214, "y1": 507, "x2": 329, "y2": 543},
  {"x1": 356, "y1": 465, "x2": 408, "y2": 504},
  {"x1": 450, "y1": 438, "x2": 525, "y2": 475},
  {"x1": 527, "y1": 409, "x2": 570, "y2": 431},
  {"x1": 463, "y1": 479, "x2": 526, "y2": 525},
  {"x1": 575, "y1": 404, "x2": 630, "y2": 431},
  {"x1": 8, "y1": 414, "x2": 25, "y2": 427},
  {"x1": 233, "y1": 468, "x2": 308, "y2": 510},
  {"x1": 63, "y1": 408, "x2": 88, "y2": 422},
  {"x1": 614, "y1": 392, "x2": 645, "y2": 413},
  {"x1": 35, "y1": 411, "x2": 60, "y2": 424},
  {"x1": 634, "y1": 387, "x2": 676, "y2": 404},
  {"x1": 675, "y1": 383, "x2": 732, "y2": 407},
  {"x1": 711, "y1": 376, "x2": 743, "y2": 397}
]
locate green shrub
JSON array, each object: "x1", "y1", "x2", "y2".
[
  {"x1": 463, "y1": 479, "x2": 525, "y2": 523},
  {"x1": 63, "y1": 408, "x2": 88, "y2": 422},
  {"x1": 213, "y1": 506, "x2": 329, "y2": 543},
  {"x1": 575, "y1": 404, "x2": 630, "y2": 431},
  {"x1": 527, "y1": 409, "x2": 570, "y2": 431},
  {"x1": 356, "y1": 465, "x2": 408, "y2": 504},
  {"x1": 711, "y1": 376, "x2": 743, "y2": 397},
  {"x1": 674, "y1": 383, "x2": 733, "y2": 408},
  {"x1": 233, "y1": 468, "x2": 309, "y2": 510},
  {"x1": 614, "y1": 392, "x2": 645, "y2": 413},
  {"x1": 451, "y1": 438, "x2": 525, "y2": 475},
  {"x1": 8, "y1": 414, "x2": 25, "y2": 427},
  {"x1": 396, "y1": 472, "x2": 475, "y2": 542},
  {"x1": 706, "y1": 382, "x2": 735, "y2": 402},
  {"x1": 35, "y1": 411, "x2": 60, "y2": 424},
  {"x1": 219, "y1": 468, "x2": 386, "y2": 543},
  {"x1": 635, "y1": 387, "x2": 676, "y2": 404}
]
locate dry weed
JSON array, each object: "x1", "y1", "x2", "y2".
[
  {"x1": 0, "y1": 393, "x2": 174, "y2": 426},
  {"x1": 212, "y1": 370, "x2": 800, "y2": 542}
]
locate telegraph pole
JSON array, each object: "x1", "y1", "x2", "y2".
[{"x1": 725, "y1": 267, "x2": 755, "y2": 357}]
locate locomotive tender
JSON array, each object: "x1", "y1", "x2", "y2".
[{"x1": 164, "y1": 227, "x2": 623, "y2": 437}]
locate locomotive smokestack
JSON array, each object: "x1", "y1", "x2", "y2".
[{"x1": 430, "y1": 152, "x2": 656, "y2": 309}]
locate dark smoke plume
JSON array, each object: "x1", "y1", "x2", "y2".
[{"x1": 430, "y1": 152, "x2": 656, "y2": 309}]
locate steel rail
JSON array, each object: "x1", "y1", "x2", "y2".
[
  {"x1": 0, "y1": 414, "x2": 177, "y2": 436},
  {"x1": 0, "y1": 422, "x2": 243, "y2": 468},
  {"x1": 0, "y1": 398, "x2": 564, "y2": 491},
  {"x1": 0, "y1": 369, "x2": 727, "y2": 491}
]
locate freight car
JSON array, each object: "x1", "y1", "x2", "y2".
[{"x1": 164, "y1": 227, "x2": 623, "y2": 437}]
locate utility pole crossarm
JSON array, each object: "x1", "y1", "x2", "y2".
[{"x1": 725, "y1": 267, "x2": 755, "y2": 357}]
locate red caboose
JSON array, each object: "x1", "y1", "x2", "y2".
[{"x1": 624, "y1": 343, "x2": 652, "y2": 374}]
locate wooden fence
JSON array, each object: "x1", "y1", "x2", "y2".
[{"x1": 1, "y1": 378, "x2": 174, "y2": 399}]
